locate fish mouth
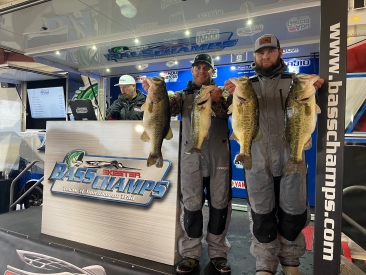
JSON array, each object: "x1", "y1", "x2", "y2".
[{"x1": 197, "y1": 99, "x2": 208, "y2": 105}]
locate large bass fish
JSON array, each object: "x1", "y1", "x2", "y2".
[
  {"x1": 185, "y1": 85, "x2": 216, "y2": 156},
  {"x1": 141, "y1": 77, "x2": 173, "y2": 168},
  {"x1": 227, "y1": 76, "x2": 261, "y2": 170},
  {"x1": 283, "y1": 73, "x2": 321, "y2": 174}
]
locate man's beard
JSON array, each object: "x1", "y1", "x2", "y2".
[{"x1": 255, "y1": 56, "x2": 282, "y2": 75}]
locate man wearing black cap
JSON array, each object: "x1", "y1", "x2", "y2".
[
  {"x1": 142, "y1": 53, "x2": 232, "y2": 274},
  {"x1": 224, "y1": 34, "x2": 324, "y2": 275}
]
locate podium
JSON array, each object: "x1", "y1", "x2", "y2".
[{"x1": 41, "y1": 120, "x2": 182, "y2": 265}]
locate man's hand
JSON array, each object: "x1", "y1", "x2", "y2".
[
  {"x1": 224, "y1": 80, "x2": 235, "y2": 94},
  {"x1": 210, "y1": 87, "x2": 223, "y2": 102},
  {"x1": 142, "y1": 79, "x2": 150, "y2": 93},
  {"x1": 313, "y1": 76, "x2": 324, "y2": 90}
]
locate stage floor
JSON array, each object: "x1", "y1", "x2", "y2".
[{"x1": 0, "y1": 199, "x2": 315, "y2": 275}]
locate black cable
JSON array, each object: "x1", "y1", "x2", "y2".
[{"x1": 87, "y1": 77, "x2": 104, "y2": 120}]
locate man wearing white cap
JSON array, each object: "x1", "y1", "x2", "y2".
[
  {"x1": 106, "y1": 74, "x2": 146, "y2": 120},
  {"x1": 224, "y1": 34, "x2": 324, "y2": 275}
]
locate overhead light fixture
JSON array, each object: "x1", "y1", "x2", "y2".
[
  {"x1": 352, "y1": 16, "x2": 360, "y2": 21},
  {"x1": 174, "y1": 61, "x2": 178, "y2": 64},
  {"x1": 230, "y1": 66, "x2": 236, "y2": 70},
  {"x1": 55, "y1": 51, "x2": 61, "y2": 55},
  {"x1": 92, "y1": 45, "x2": 97, "y2": 50},
  {"x1": 215, "y1": 56, "x2": 220, "y2": 60},
  {"x1": 247, "y1": 19, "x2": 252, "y2": 25},
  {"x1": 138, "y1": 65, "x2": 142, "y2": 69},
  {"x1": 347, "y1": 37, "x2": 352, "y2": 40},
  {"x1": 106, "y1": 68, "x2": 110, "y2": 72},
  {"x1": 185, "y1": 30, "x2": 190, "y2": 35},
  {"x1": 134, "y1": 38, "x2": 139, "y2": 43}
]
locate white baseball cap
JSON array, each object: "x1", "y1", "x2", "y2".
[{"x1": 114, "y1": 74, "x2": 136, "y2": 86}]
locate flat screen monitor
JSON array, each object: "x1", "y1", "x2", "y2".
[
  {"x1": 69, "y1": 99, "x2": 97, "y2": 121},
  {"x1": 27, "y1": 86, "x2": 66, "y2": 119}
]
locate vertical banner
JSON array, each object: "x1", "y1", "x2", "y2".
[{"x1": 314, "y1": 0, "x2": 347, "y2": 274}]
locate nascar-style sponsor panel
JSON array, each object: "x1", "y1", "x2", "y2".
[
  {"x1": 236, "y1": 24, "x2": 264, "y2": 36},
  {"x1": 232, "y1": 180, "x2": 245, "y2": 189},
  {"x1": 134, "y1": 75, "x2": 147, "y2": 83},
  {"x1": 287, "y1": 15, "x2": 311, "y2": 32},
  {"x1": 104, "y1": 32, "x2": 238, "y2": 63},
  {"x1": 49, "y1": 150, "x2": 171, "y2": 207}
]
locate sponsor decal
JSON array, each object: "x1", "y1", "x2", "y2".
[
  {"x1": 161, "y1": 0, "x2": 182, "y2": 9},
  {"x1": 159, "y1": 71, "x2": 178, "y2": 82},
  {"x1": 231, "y1": 52, "x2": 248, "y2": 63},
  {"x1": 166, "y1": 61, "x2": 176, "y2": 67},
  {"x1": 48, "y1": 150, "x2": 171, "y2": 207},
  {"x1": 75, "y1": 107, "x2": 88, "y2": 114},
  {"x1": 237, "y1": 24, "x2": 264, "y2": 36},
  {"x1": 6, "y1": 250, "x2": 106, "y2": 275},
  {"x1": 197, "y1": 9, "x2": 223, "y2": 19},
  {"x1": 196, "y1": 29, "x2": 220, "y2": 44},
  {"x1": 136, "y1": 22, "x2": 158, "y2": 30},
  {"x1": 104, "y1": 32, "x2": 238, "y2": 63},
  {"x1": 232, "y1": 180, "x2": 245, "y2": 189},
  {"x1": 285, "y1": 59, "x2": 310, "y2": 67},
  {"x1": 212, "y1": 68, "x2": 218, "y2": 79},
  {"x1": 135, "y1": 75, "x2": 147, "y2": 83},
  {"x1": 136, "y1": 64, "x2": 148, "y2": 70},
  {"x1": 287, "y1": 15, "x2": 311, "y2": 32},
  {"x1": 283, "y1": 48, "x2": 299, "y2": 54}
]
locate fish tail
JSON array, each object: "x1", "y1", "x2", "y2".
[
  {"x1": 185, "y1": 147, "x2": 203, "y2": 157},
  {"x1": 147, "y1": 153, "x2": 164, "y2": 168},
  {"x1": 284, "y1": 159, "x2": 307, "y2": 174},
  {"x1": 243, "y1": 155, "x2": 252, "y2": 170}
]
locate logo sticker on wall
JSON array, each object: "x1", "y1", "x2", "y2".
[
  {"x1": 237, "y1": 24, "x2": 264, "y2": 36},
  {"x1": 49, "y1": 150, "x2": 171, "y2": 207},
  {"x1": 231, "y1": 52, "x2": 248, "y2": 63},
  {"x1": 104, "y1": 32, "x2": 238, "y2": 63},
  {"x1": 283, "y1": 48, "x2": 299, "y2": 54},
  {"x1": 287, "y1": 15, "x2": 311, "y2": 32},
  {"x1": 160, "y1": 71, "x2": 178, "y2": 82}
]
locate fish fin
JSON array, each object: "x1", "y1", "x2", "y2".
[
  {"x1": 148, "y1": 102, "x2": 153, "y2": 113},
  {"x1": 147, "y1": 153, "x2": 163, "y2": 168},
  {"x1": 284, "y1": 159, "x2": 307, "y2": 175},
  {"x1": 140, "y1": 131, "x2": 150, "y2": 142},
  {"x1": 229, "y1": 132, "x2": 239, "y2": 141},
  {"x1": 253, "y1": 128, "x2": 262, "y2": 142},
  {"x1": 227, "y1": 104, "x2": 233, "y2": 115},
  {"x1": 304, "y1": 137, "x2": 312, "y2": 150},
  {"x1": 316, "y1": 104, "x2": 321, "y2": 114},
  {"x1": 185, "y1": 147, "x2": 203, "y2": 158},
  {"x1": 165, "y1": 127, "x2": 174, "y2": 140},
  {"x1": 140, "y1": 103, "x2": 146, "y2": 111}
]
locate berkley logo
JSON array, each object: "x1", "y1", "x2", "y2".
[
  {"x1": 104, "y1": 32, "x2": 238, "y2": 63},
  {"x1": 49, "y1": 150, "x2": 171, "y2": 207}
]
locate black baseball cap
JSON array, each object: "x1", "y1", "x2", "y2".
[{"x1": 192, "y1": 53, "x2": 214, "y2": 69}]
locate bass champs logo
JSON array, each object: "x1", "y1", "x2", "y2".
[{"x1": 49, "y1": 150, "x2": 171, "y2": 207}]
